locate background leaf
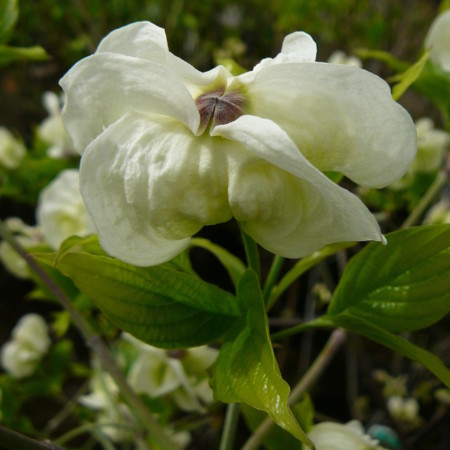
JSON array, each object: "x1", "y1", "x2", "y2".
[
  {"x1": 43, "y1": 236, "x2": 240, "y2": 348},
  {"x1": 329, "y1": 314, "x2": 450, "y2": 389},
  {"x1": 328, "y1": 225, "x2": 450, "y2": 332},
  {"x1": 0, "y1": 0, "x2": 18, "y2": 43},
  {"x1": 0, "y1": 44, "x2": 48, "y2": 66},
  {"x1": 211, "y1": 270, "x2": 313, "y2": 449},
  {"x1": 390, "y1": 50, "x2": 429, "y2": 101}
]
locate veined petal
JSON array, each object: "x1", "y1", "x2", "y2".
[
  {"x1": 243, "y1": 62, "x2": 417, "y2": 188},
  {"x1": 97, "y1": 21, "x2": 231, "y2": 99},
  {"x1": 60, "y1": 53, "x2": 200, "y2": 153},
  {"x1": 213, "y1": 115, "x2": 384, "y2": 258},
  {"x1": 80, "y1": 113, "x2": 232, "y2": 266}
]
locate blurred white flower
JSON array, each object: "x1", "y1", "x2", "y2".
[
  {"x1": 0, "y1": 127, "x2": 25, "y2": 169},
  {"x1": 308, "y1": 421, "x2": 387, "y2": 450},
  {"x1": 124, "y1": 333, "x2": 217, "y2": 412},
  {"x1": 60, "y1": 21, "x2": 416, "y2": 266},
  {"x1": 387, "y1": 396, "x2": 419, "y2": 422},
  {"x1": 0, "y1": 217, "x2": 43, "y2": 279},
  {"x1": 37, "y1": 92, "x2": 78, "y2": 159},
  {"x1": 327, "y1": 50, "x2": 362, "y2": 67},
  {"x1": 424, "y1": 199, "x2": 450, "y2": 224},
  {"x1": 80, "y1": 357, "x2": 191, "y2": 448},
  {"x1": 36, "y1": 169, "x2": 96, "y2": 249},
  {"x1": 411, "y1": 117, "x2": 449, "y2": 173},
  {"x1": 1, "y1": 314, "x2": 51, "y2": 378},
  {"x1": 425, "y1": 9, "x2": 450, "y2": 71}
]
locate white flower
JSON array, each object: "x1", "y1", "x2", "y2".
[
  {"x1": 124, "y1": 334, "x2": 217, "y2": 412},
  {"x1": 60, "y1": 22, "x2": 417, "y2": 266},
  {"x1": 308, "y1": 421, "x2": 387, "y2": 450},
  {"x1": 412, "y1": 117, "x2": 449, "y2": 172},
  {"x1": 1, "y1": 314, "x2": 51, "y2": 378},
  {"x1": 387, "y1": 396, "x2": 419, "y2": 422},
  {"x1": 425, "y1": 9, "x2": 450, "y2": 72},
  {"x1": 0, "y1": 127, "x2": 25, "y2": 169},
  {"x1": 36, "y1": 169, "x2": 96, "y2": 249},
  {"x1": 327, "y1": 50, "x2": 362, "y2": 67},
  {"x1": 424, "y1": 199, "x2": 450, "y2": 224},
  {"x1": 37, "y1": 92, "x2": 78, "y2": 159}
]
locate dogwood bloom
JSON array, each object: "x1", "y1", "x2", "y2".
[
  {"x1": 60, "y1": 22, "x2": 416, "y2": 266},
  {"x1": 1, "y1": 314, "x2": 51, "y2": 378},
  {"x1": 308, "y1": 421, "x2": 387, "y2": 450},
  {"x1": 425, "y1": 9, "x2": 450, "y2": 72},
  {"x1": 36, "y1": 169, "x2": 96, "y2": 249},
  {"x1": 0, "y1": 127, "x2": 25, "y2": 169}
]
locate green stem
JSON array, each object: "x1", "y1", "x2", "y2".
[
  {"x1": 240, "y1": 229, "x2": 260, "y2": 278},
  {"x1": 219, "y1": 403, "x2": 241, "y2": 450},
  {"x1": 262, "y1": 255, "x2": 284, "y2": 306},
  {"x1": 0, "y1": 425, "x2": 60, "y2": 450},
  {"x1": 241, "y1": 329, "x2": 346, "y2": 450},
  {"x1": 0, "y1": 221, "x2": 176, "y2": 450},
  {"x1": 401, "y1": 170, "x2": 448, "y2": 229},
  {"x1": 271, "y1": 316, "x2": 335, "y2": 341},
  {"x1": 267, "y1": 242, "x2": 354, "y2": 311}
]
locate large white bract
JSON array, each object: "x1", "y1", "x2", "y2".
[{"x1": 60, "y1": 22, "x2": 417, "y2": 266}]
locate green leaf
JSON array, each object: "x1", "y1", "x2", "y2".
[
  {"x1": 211, "y1": 270, "x2": 313, "y2": 449},
  {"x1": 329, "y1": 314, "x2": 450, "y2": 389},
  {"x1": 354, "y1": 48, "x2": 408, "y2": 71},
  {"x1": 0, "y1": 44, "x2": 49, "y2": 66},
  {"x1": 0, "y1": 0, "x2": 17, "y2": 43},
  {"x1": 191, "y1": 238, "x2": 246, "y2": 288},
  {"x1": 328, "y1": 225, "x2": 450, "y2": 333},
  {"x1": 390, "y1": 51, "x2": 430, "y2": 100},
  {"x1": 45, "y1": 236, "x2": 240, "y2": 348}
]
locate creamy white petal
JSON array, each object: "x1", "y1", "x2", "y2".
[
  {"x1": 213, "y1": 115, "x2": 384, "y2": 258},
  {"x1": 248, "y1": 32, "x2": 317, "y2": 77},
  {"x1": 97, "y1": 21, "x2": 169, "y2": 61},
  {"x1": 242, "y1": 62, "x2": 417, "y2": 188},
  {"x1": 97, "y1": 21, "x2": 231, "y2": 98},
  {"x1": 80, "y1": 113, "x2": 232, "y2": 266},
  {"x1": 60, "y1": 53, "x2": 200, "y2": 153}
]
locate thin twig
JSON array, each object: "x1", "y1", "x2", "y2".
[{"x1": 0, "y1": 220, "x2": 176, "y2": 450}]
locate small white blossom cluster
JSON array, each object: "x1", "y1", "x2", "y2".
[
  {"x1": 79, "y1": 334, "x2": 218, "y2": 445},
  {"x1": 327, "y1": 50, "x2": 362, "y2": 67},
  {"x1": 1, "y1": 314, "x2": 51, "y2": 378}
]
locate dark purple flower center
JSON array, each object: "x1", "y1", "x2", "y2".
[{"x1": 195, "y1": 87, "x2": 245, "y2": 131}]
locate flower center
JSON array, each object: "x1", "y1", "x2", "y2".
[{"x1": 195, "y1": 87, "x2": 245, "y2": 132}]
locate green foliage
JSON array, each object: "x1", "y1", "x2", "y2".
[
  {"x1": 390, "y1": 51, "x2": 430, "y2": 101},
  {"x1": 211, "y1": 270, "x2": 313, "y2": 449},
  {"x1": 0, "y1": 0, "x2": 18, "y2": 43},
  {"x1": 330, "y1": 314, "x2": 450, "y2": 389},
  {"x1": 0, "y1": 0, "x2": 48, "y2": 65},
  {"x1": 42, "y1": 235, "x2": 240, "y2": 348},
  {"x1": 328, "y1": 225, "x2": 450, "y2": 333}
]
